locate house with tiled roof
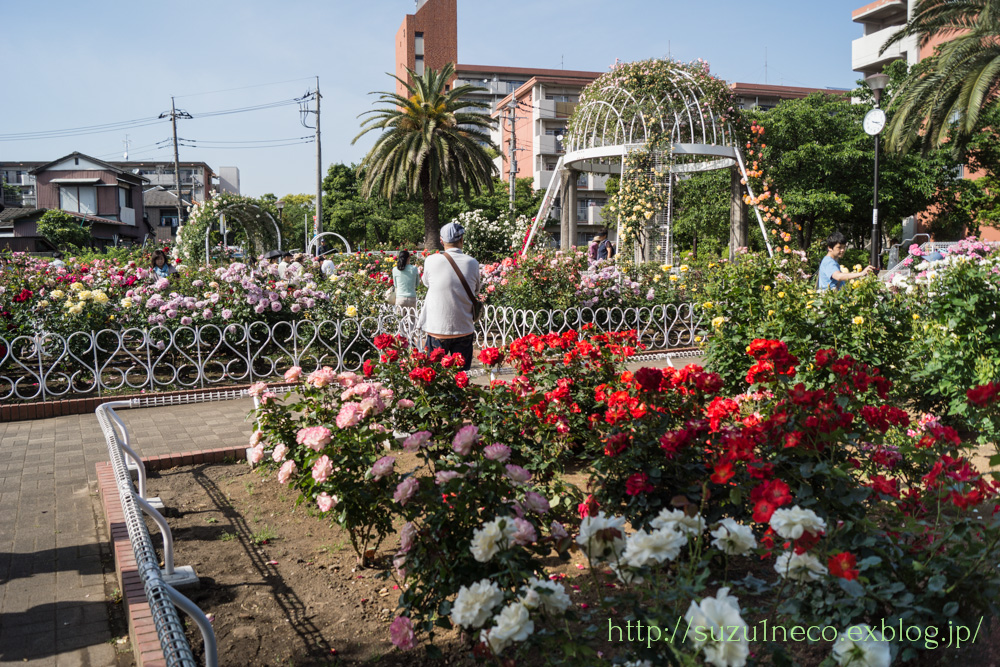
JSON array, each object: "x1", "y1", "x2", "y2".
[{"x1": 0, "y1": 152, "x2": 154, "y2": 252}]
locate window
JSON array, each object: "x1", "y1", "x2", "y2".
[
  {"x1": 414, "y1": 32, "x2": 424, "y2": 56},
  {"x1": 59, "y1": 185, "x2": 96, "y2": 215},
  {"x1": 414, "y1": 55, "x2": 424, "y2": 76},
  {"x1": 544, "y1": 127, "x2": 565, "y2": 136},
  {"x1": 160, "y1": 212, "x2": 178, "y2": 228},
  {"x1": 119, "y1": 186, "x2": 133, "y2": 209},
  {"x1": 545, "y1": 94, "x2": 577, "y2": 103}
]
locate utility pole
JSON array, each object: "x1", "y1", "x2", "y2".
[
  {"x1": 315, "y1": 77, "x2": 323, "y2": 244},
  {"x1": 507, "y1": 98, "x2": 517, "y2": 217},
  {"x1": 159, "y1": 98, "x2": 192, "y2": 230}
]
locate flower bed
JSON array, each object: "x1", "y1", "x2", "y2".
[{"x1": 244, "y1": 325, "x2": 1000, "y2": 665}]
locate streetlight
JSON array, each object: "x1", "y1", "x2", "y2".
[{"x1": 864, "y1": 72, "x2": 890, "y2": 270}]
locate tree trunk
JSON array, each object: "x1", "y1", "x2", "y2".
[{"x1": 421, "y1": 169, "x2": 442, "y2": 250}]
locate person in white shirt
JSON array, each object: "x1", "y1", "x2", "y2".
[{"x1": 418, "y1": 222, "x2": 479, "y2": 371}]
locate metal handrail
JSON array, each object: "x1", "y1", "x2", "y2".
[{"x1": 96, "y1": 404, "x2": 205, "y2": 667}]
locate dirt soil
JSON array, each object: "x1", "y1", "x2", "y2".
[{"x1": 142, "y1": 459, "x2": 1000, "y2": 667}]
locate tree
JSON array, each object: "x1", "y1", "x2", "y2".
[
  {"x1": 36, "y1": 210, "x2": 90, "y2": 250},
  {"x1": 672, "y1": 170, "x2": 732, "y2": 258},
  {"x1": 745, "y1": 91, "x2": 957, "y2": 251},
  {"x1": 354, "y1": 63, "x2": 498, "y2": 249},
  {"x1": 881, "y1": 0, "x2": 1000, "y2": 154}
]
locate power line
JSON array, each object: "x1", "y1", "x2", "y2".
[
  {"x1": 0, "y1": 118, "x2": 167, "y2": 142},
  {"x1": 192, "y1": 98, "x2": 301, "y2": 118},
  {"x1": 181, "y1": 135, "x2": 314, "y2": 144},
  {"x1": 178, "y1": 139, "x2": 314, "y2": 149}
]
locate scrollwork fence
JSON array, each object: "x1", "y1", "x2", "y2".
[{"x1": 1, "y1": 303, "x2": 705, "y2": 402}]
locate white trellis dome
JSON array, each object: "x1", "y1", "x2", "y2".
[{"x1": 523, "y1": 58, "x2": 772, "y2": 261}]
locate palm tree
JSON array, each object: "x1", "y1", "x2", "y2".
[
  {"x1": 353, "y1": 63, "x2": 498, "y2": 249},
  {"x1": 881, "y1": 0, "x2": 1000, "y2": 154}
]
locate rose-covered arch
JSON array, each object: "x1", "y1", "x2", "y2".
[
  {"x1": 523, "y1": 58, "x2": 772, "y2": 263},
  {"x1": 174, "y1": 193, "x2": 281, "y2": 263}
]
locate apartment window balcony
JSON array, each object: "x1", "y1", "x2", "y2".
[{"x1": 852, "y1": 25, "x2": 913, "y2": 73}]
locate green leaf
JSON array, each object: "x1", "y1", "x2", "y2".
[
  {"x1": 927, "y1": 574, "x2": 947, "y2": 592},
  {"x1": 838, "y1": 578, "x2": 866, "y2": 598},
  {"x1": 943, "y1": 601, "x2": 959, "y2": 616},
  {"x1": 729, "y1": 487, "x2": 742, "y2": 505}
]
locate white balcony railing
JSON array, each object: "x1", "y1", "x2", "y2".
[{"x1": 852, "y1": 26, "x2": 915, "y2": 73}]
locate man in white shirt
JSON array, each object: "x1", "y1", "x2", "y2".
[{"x1": 418, "y1": 222, "x2": 479, "y2": 371}]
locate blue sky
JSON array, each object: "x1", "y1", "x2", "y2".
[{"x1": 3, "y1": 1, "x2": 867, "y2": 198}]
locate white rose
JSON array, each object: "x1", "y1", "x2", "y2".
[
  {"x1": 469, "y1": 517, "x2": 516, "y2": 563},
  {"x1": 832, "y1": 624, "x2": 892, "y2": 667},
  {"x1": 519, "y1": 577, "x2": 570, "y2": 614},
  {"x1": 622, "y1": 527, "x2": 687, "y2": 567},
  {"x1": 710, "y1": 519, "x2": 757, "y2": 556},
  {"x1": 769, "y1": 506, "x2": 827, "y2": 541},
  {"x1": 650, "y1": 508, "x2": 705, "y2": 538},
  {"x1": 481, "y1": 602, "x2": 533, "y2": 655},
  {"x1": 576, "y1": 512, "x2": 627, "y2": 564},
  {"x1": 684, "y1": 587, "x2": 750, "y2": 667},
  {"x1": 450, "y1": 579, "x2": 504, "y2": 629},
  {"x1": 774, "y1": 550, "x2": 828, "y2": 582}
]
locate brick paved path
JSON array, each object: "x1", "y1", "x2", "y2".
[{"x1": 0, "y1": 399, "x2": 256, "y2": 666}]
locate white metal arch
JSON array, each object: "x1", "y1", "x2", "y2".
[{"x1": 526, "y1": 60, "x2": 773, "y2": 260}]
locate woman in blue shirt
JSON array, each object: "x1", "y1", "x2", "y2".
[{"x1": 391, "y1": 250, "x2": 420, "y2": 309}]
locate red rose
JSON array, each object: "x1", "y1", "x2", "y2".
[
  {"x1": 455, "y1": 371, "x2": 469, "y2": 388},
  {"x1": 362, "y1": 359, "x2": 375, "y2": 377},
  {"x1": 408, "y1": 367, "x2": 436, "y2": 385},
  {"x1": 793, "y1": 530, "x2": 823, "y2": 554},
  {"x1": 828, "y1": 552, "x2": 859, "y2": 581},
  {"x1": 634, "y1": 367, "x2": 663, "y2": 393},
  {"x1": 429, "y1": 348, "x2": 446, "y2": 363},
  {"x1": 869, "y1": 475, "x2": 900, "y2": 498},
  {"x1": 625, "y1": 472, "x2": 654, "y2": 496},
  {"x1": 373, "y1": 333, "x2": 393, "y2": 350},
  {"x1": 578, "y1": 494, "x2": 600, "y2": 519},
  {"x1": 603, "y1": 433, "x2": 629, "y2": 457},
  {"x1": 478, "y1": 347, "x2": 504, "y2": 367},
  {"x1": 710, "y1": 460, "x2": 735, "y2": 485},
  {"x1": 967, "y1": 382, "x2": 1000, "y2": 407}
]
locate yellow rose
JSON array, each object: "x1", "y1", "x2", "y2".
[
  {"x1": 763, "y1": 285, "x2": 771, "y2": 291},
  {"x1": 853, "y1": 316, "x2": 864, "y2": 325},
  {"x1": 38, "y1": 300, "x2": 50, "y2": 308},
  {"x1": 346, "y1": 305, "x2": 358, "y2": 317},
  {"x1": 711, "y1": 316, "x2": 725, "y2": 328},
  {"x1": 912, "y1": 314, "x2": 920, "y2": 320},
  {"x1": 78, "y1": 290, "x2": 92, "y2": 301},
  {"x1": 694, "y1": 336, "x2": 702, "y2": 343},
  {"x1": 777, "y1": 291, "x2": 785, "y2": 298},
  {"x1": 767, "y1": 309, "x2": 775, "y2": 317},
  {"x1": 669, "y1": 275, "x2": 679, "y2": 282},
  {"x1": 660, "y1": 264, "x2": 670, "y2": 272},
  {"x1": 679, "y1": 265, "x2": 689, "y2": 272},
  {"x1": 92, "y1": 291, "x2": 108, "y2": 304},
  {"x1": 702, "y1": 302, "x2": 713, "y2": 309},
  {"x1": 70, "y1": 282, "x2": 83, "y2": 291},
  {"x1": 120, "y1": 298, "x2": 133, "y2": 308},
  {"x1": 68, "y1": 304, "x2": 84, "y2": 315},
  {"x1": 50, "y1": 289, "x2": 65, "y2": 299},
  {"x1": 653, "y1": 274, "x2": 661, "y2": 283}
]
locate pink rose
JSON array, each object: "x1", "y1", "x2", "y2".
[
  {"x1": 393, "y1": 553, "x2": 408, "y2": 580},
  {"x1": 311, "y1": 455, "x2": 333, "y2": 483},
  {"x1": 403, "y1": 431, "x2": 432, "y2": 452},
  {"x1": 296, "y1": 426, "x2": 332, "y2": 451},
  {"x1": 248, "y1": 444, "x2": 264, "y2": 465},
  {"x1": 359, "y1": 396, "x2": 384, "y2": 417},
  {"x1": 511, "y1": 517, "x2": 537, "y2": 545},
  {"x1": 550, "y1": 521, "x2": 569, "y2": 539},
  {"x1": 337, "y1": 371, "x2": 361, "y2": 387},
  {"x1": 248, "y1": 382, "x2": 268, "y2": 397},
  {"x1": 393, "y1": 477, "x2": 419, "y2": 506},
  {"x1": 483, "y1": 443, "x2": 511, "y2": 462},
  {"x1": 249, "y1": 430, "x2": 265, "y2": 447},
  {"x1": 316, "y1": 492, "x2": 338, "y2": 512},
  {"x1": 335, "y1": 402, "x2": 362, "y2": 429},
  {"x1": 399, "y1": 522, "x2": 417, "y2": 554},
  {"x1": 260, "y1": 391, "x2": 277, "y2": 404},
  {"x1": 277, "y1": 460, "x2": 297, "y2": 484},
  {"x1": 306, "y1": 367, "x2": 337, "y2": 388},
  {"x1": 523, "y1": 491, "x2": 550, "y2": 515},
  {"x1": 272, "y1": 444, "x2": 288, "y2": 462},
  {"x1": 452, "y1": 425, "x2": 479, "y2": 456},
  {"x1": 371, "y1": 456, "x2": 396, "y2": 481},
  {"x1": 505, "y1": 464, "x2": 531, "y2": 485},
  {"x1": 435, "y1": 470, "x2": 462, "y2": 486},
  {"x1": 389, "y1": 616, "x2": 416, "y2": 651},
  {"x1": 396, "y1": 399, "x2": 415, "y2": 410},
  {"x1": 284, "y1": 366, "x2": 302, "y2": 382}
]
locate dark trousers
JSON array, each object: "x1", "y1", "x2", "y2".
[{"x1": 425, "y1": 334, "x2": 474, "y2": 371}]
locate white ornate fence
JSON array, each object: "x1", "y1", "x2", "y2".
[{"x1": 0, "y1": 303, "x2": 705, "y2": 402}]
